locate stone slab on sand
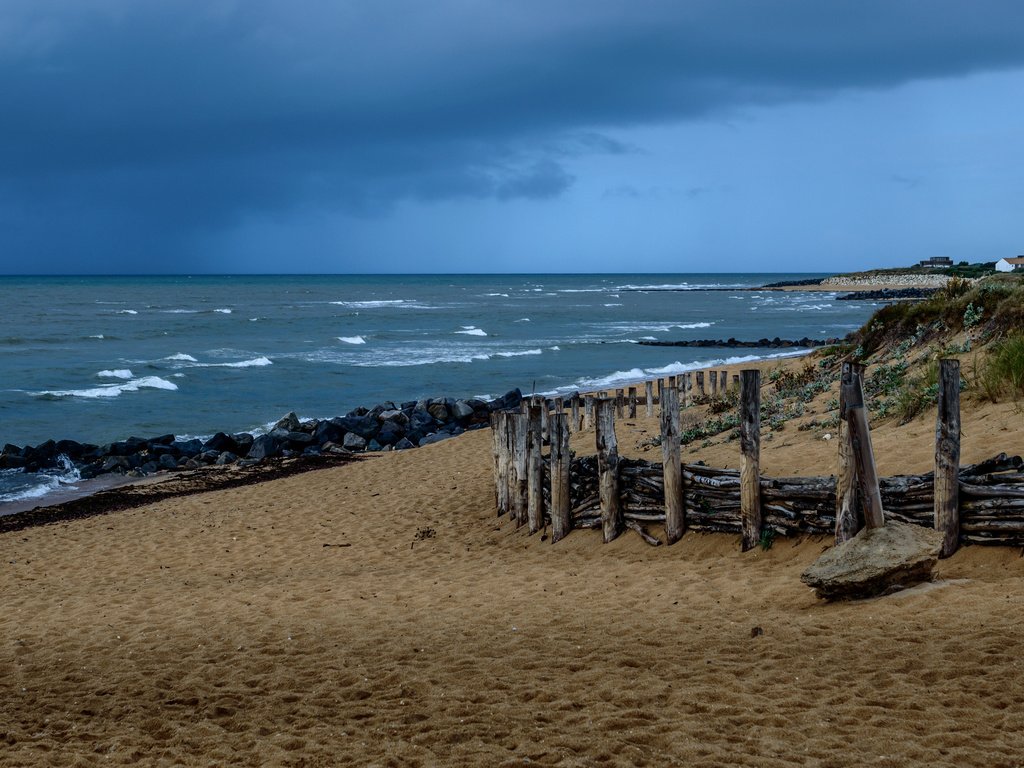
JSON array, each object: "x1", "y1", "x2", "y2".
[{"x1": 801, "y1": 520, "x2": 944, "y2": 600}]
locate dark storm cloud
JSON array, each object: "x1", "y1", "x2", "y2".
[{"x1": 2, "y1": 0, "x2": 1023, "y2": 269}]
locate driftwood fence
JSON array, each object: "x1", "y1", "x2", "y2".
[{"x1": 490, "y1": 363, "x2": 1024, "y2": 555}]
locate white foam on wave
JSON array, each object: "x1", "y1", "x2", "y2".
[
  {"x1": 0, "y1": 455, "x2": 81, "y2": 505},
  {"x1": 162, "y1": 309, "x2": 199, "y2": 314},
  {"x1": 484, "y1": 293, "x2": 510, "y2": 298},
  {"x1": 332, "y1": 299, "x2": 412, "y2": 309},
  {"x1": 597, "y1": 321, "x2": 714, "y2": 334},
  {"x1": 165, "y1": 353, "x2": 198, "y2": 362},
  {"x1": 116, "y1": 309, "x2": 138, "y2": 315},
  {"x1": 97, "y1": 369, "x2": 134, "y2": 380},
  {"x1": 604, "y1": 303, "x2": 623, "y2": 307},
  {"x1": 556, "y1": 350, "x2": 811, "y2": 395},
  {"x1": 494, "y1": 349, "x2": 542, "y2": 358},
  {"x1": 31, "y1": 376, "x2": 179, "y2": 400},
  {"x1": 214, "y1": 308, "x2": 232, "y2": 314},
  {"x1": 456, "y1": 327, "x2": 488, "y2": 337},
  {"x1": 514, "y1": 318, "x2": 531, "y2": 323},
  {"x1": 87, "y1": 334, "x2": 105, "y2": 339},
  {"x1": 209, "y1": 356, "x2": 273, "y2": 368},
  {"x1": 338, "y1": 336, "x2": 367, "y2": 345}
]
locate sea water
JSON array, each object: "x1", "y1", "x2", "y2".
[{"x1": 0, "y1": 273, "x2": 880, "y2": 504}]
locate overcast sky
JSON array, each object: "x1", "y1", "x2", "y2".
[{"x1": 2, "y1": 1, "x2": 1023, "y2": 275}]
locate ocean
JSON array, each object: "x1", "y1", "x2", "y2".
[{"x1": 0, "y1": 273, "x2": 880, "y2": 506}]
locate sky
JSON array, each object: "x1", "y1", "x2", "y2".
[{"x1": 2, "y1": 0, "x2": 1024, "y2": 275}]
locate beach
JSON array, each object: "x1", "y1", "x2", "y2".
[{"x1": 3, "y1": 349, "x2": 1024, "y2": 767}]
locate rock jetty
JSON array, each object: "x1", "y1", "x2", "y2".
[
  {"x1": 637, "y1": 337, "x2": 843, "y2": 349},
  {"x1": 0, "y1": 388, "x2": 526, "y2": 484}
]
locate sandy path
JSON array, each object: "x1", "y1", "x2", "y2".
[{"x1": 3, "y1": 422, "x2": 1024, "y2": 767}]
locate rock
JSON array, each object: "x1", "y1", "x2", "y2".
[
  {"x1": 203, "y1": 432, "x2": 238, "y2": 454},
  {"x1": 232, "y1": 433, "x2": 254, "y2": 453},
  {"x1": 274, "y1": 412, "x2": 301, "y2": 432},
  {"x1": 367, "y1": 440, "x2": 383, "y2": 452},
  {"x1": 247, "y1": 434, "x2": 281, "y2": 460},
  {"x1": 342, "y1": 432, "x2": 367, "y2": 451},
  {"x1": 238, "y1": 458, "x2": 262, "y2": 468},
  {"x1": 102, "y1": 456, "x2": 131, "y2": 473},
  {"x1": 418, "y1": 433, "x2": 449, "y2": 447},
  {"x1": 336, "y1": 415, "x2": 379, "y2": 440},
  {"x1": 427, "y1": 402, "x2": 450, "y2": 422},
  {"x1": 376, "y1": 421, "x2": 405, "y2": 446},
  {"x1": 215, "y1": 451, "x2": 238, "y2": 465},
  {"x1": 452, "y1": 400, "x2": 475, "y2": 421},
  {"x1": 171, "y1": 438, "x2": 203, "y2": 458},
  {"x1": 313, "y1": 421, "x2": 343, "y2": 445},
  {"x1": 378, "y1": 409, "x2": 409, "y2": 427},
  {"x1": 801, "y1": 521, "x2": 944, "y2": 600},
  {"x1": 158, "y1": 454, "x2": 179, "y2": 470},
  {"x1": 394, "y1": 437, "x2": 415, "y2": 451},
  {"x1": 148, "y1": 434, "x2": 176, "y2": 446},
  {"x1": 281, "y1": 431, "x2": 315, "y2": 448}
]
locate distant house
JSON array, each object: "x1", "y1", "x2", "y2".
[
  {"x1": 919, "y1": 256, "x2": 953, "y2": 268},
  {"x1": 995, "y1": 256, "x2": 1024, "y2": 272}
]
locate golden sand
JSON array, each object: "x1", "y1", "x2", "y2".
[{"x1": 2, "y1": 359, "x2": 1024, "y2": 766}]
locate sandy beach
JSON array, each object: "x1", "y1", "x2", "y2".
[{"x1": 3, "y1": 350, "x2": 1024, "y2": 767}]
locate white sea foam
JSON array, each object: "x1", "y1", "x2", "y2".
[
  {"x1": 338, "y1": 336, "x2": 367, "y2": 345},
  {"x1": 162, "y1": 309, "x2": 199, "y2": 314},
  {"x1": 640, "y1": 336, "x2": 657, "y2": 341},
  {"x1": 32, "y1": 376, "x2": 179, "y2": 399},
  {"x1": 214, "y1": 308, "x2": 232, "y2": 314},
  {"x1": 165, "y1": 353, "x2": 198, "y2": 362},
  {"x1": 97, "y1": 369, "x2": 134, "y2": 380},
  {"x1": 494, "y1": 349, "x2": 542, "y2": 358},
  {"x1": 455, "y1": 327, "x2": 488, "y2": 336},
  {"x1": 0, "y1": 455, "x2": 81, "y2": 505},
  {"x1": 604, "y1": 303, "x2": 623, "y2": 307},
  {"x1": 559, "y1": 351, "x2": 811, "y2": 394},
  {"x1": 514, "y1": 318, "x2": 531, "y2": 323},
  {"x1": 87, "y1": 334, "x2": 105, "y2": 339},
  {"x1": 116, "y1": 309, "x2": 138, "y2": 315},
  {"x1": 331, "y1": 299, "x2": 408, "y2": 309},
  {"x1": 209, "y1": 357, "x2": 273, "y2": 368},
  {"x1": 597, "y1": 321, "x2": 714, "y2": 334},
  {"x1": 484, "y1": 293, "x2": 510, "y2": 297}
]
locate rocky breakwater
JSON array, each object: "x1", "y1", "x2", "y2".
[
  {"x1": 637, "y1": 336, "x2": 843, "y2": 349},
  {"x1": 0, "y1": 389, "x2": 525, "y2": 485},
  {"x1": 821, "y1": 273, "x2": 955, "y2": 289}
]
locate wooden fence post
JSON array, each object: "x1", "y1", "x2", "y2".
[
  {"x1": 740, "y1": 369, "x2": 762, "y2": 551},
  {"x1": 683, "y1": 373, "x2": 692, "y2": 408},
  {"x1": 549, "y1": 413, "x2": 572, "y2": 543},
  {"x1": 835, "y1": 362, "x2": 864, "y2": 543},
  {"x1": 844, "y1": 374, "x2": 885, "y2": 529},
  {"x1": 720, "y1": 370, "x2": 728, "y2": 395},
  {"x1": 512, "y1": 413, "x2": 529, "y2": 526},
  {"x1": 595, "y1": 398, "x2": 622, "y2": 543},
  {"x1": 583, "y1": 395, "x2": 595, "y2": 429},
  {"x1": 628, "y1": 386, "x2": 637, "y2": 418},
  {"x1": 490, "y1": 412, "x2": 507, "y2": 516},
  {"x1": 732, "y1": 374, "x2": 739, "y2": 391},
  {"x1": 554, "y1": 396, "x2": 564, "y2": 418},
  {"x1": 569, "y1": 394, "x2": 580, "y2": 432},
  {"x1": 645, "y1": 380, "x2": 654, "y2": 418},
  {"x1": 615, "y1": 389, "x2": 625, "y2": 418},
  {"x1": 657, "y1": 379, "x2": 665, "y2": 413},
  {"x1": 527, "y1": 404, "x2": 545, "y2": 533},
  {"x1": 935, "y1": 359, "x2": 961, "y2": 558},
  {"x1": 696, "y1": 371, "x2": 705, "y2": 398},
  {"x1": 709, "y1": 371, "x2": 718, "y2": 397},
  {"x1": 661, "y1": 384, "x2": 685, "y2": 544}
]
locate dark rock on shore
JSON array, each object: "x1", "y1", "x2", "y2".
[
  {"x1": 2, "y1": 387, "x2": 528, "y2": 492},
  {"x1": 759, "y1": 278, "x2": 825, "y2": 289},
  {"x1": 836, "y1": 288, "x2": 939, "y2": 301},
  {"x1": 637, "y1": 336, "x2": 843, "y2": 349}
]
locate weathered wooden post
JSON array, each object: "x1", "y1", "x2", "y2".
[
  {"x1": 570, "y1": 394, "x2": 581, "y2": 433},
  {"x1": 657, "y1": 378, "x2": 665, "y2": 414},
  {"x1": 554, "y1": 396, "x2": 564, "y2": 417},
  {"x1": 682, "y1": 373, "x2": 691, "y2": 408},
  {"x1": 595, "y1": 398, "x2": 622, "y2": 543},
  {"x1": 583, "y1": 395, "x2": 595, "y2": 429},
  {"x1": 696, "y1": 371, "x2": 705, "y2": 398},
  {"x1": 835, "y1": 362, "x2": 865, "y2": 543},
  {"x1": 720, "y1": 370, "x2": 728, "y2": 395},
  {"x1": 615, "y1": 389, "x2": 625, "y2": 418},
  {"x1": 732, "y1": 374, "x2": 739, "y2": 391},
  {"x1": 709, "y1": 370, "x2": 718, "y2": 397},
  {"x1": 660, "y1": 384, "x2": 685, "y2": 544},
  {"x1": 627, "y1": 386, "x2": 637, "y2": 418},
  {"x1": 645, "y1": 380, "x2": 654, "y2": 418},
  {"x1": 535, "y1": 396, "x2": 549, "y2": 443},
  {"x1": 549, "y1": 413, "x2": 572, "y2": 543},
  {"x1": 527, "y1": 404, "x2": 545, "y2": 533},
  {"x1": 490, "y1": 412, "x2": 506, "y2": 516},
  {"x1": 844, "y1": 372, "x2": 885, "y2": 529},
  {"x1": 740, "y1": 369, "x2": 762, "y2": 551},
  {"x1": 935, "y1": 359, "x2": 961, "y2": 558},
  {"x1": 511, "y1": 413, "x2": 529, "y2": 525}
]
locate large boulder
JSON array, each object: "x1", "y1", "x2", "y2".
[
  {"x1": 313, "y1": 420, "x2": 344, "y2": 445},
  {"x1": 336, "y1": 415, "x2": 379, "y2": 440},
  {"x1": 801, "y1": 521, "x2": 944, "y2": 600},
  {"x1": 247, "y1": 434, "x2": 281, "y2": 460},
  {"x1": 274, "y1": 412, "x2": 301, "y2": 432},
  {"x1": 342, "y1": 432, "x2": 367, "y2": 451},
  {"x1": 203, "y1": 432, "x2": 238, "y2": 454},
  {"x1": 452, "y1": 400, "x2": 475, "y2": 421}
]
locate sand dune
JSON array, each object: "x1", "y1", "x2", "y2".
[{"x1": 3, "y1": 408, "x2": 1024, "y2": 766}]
